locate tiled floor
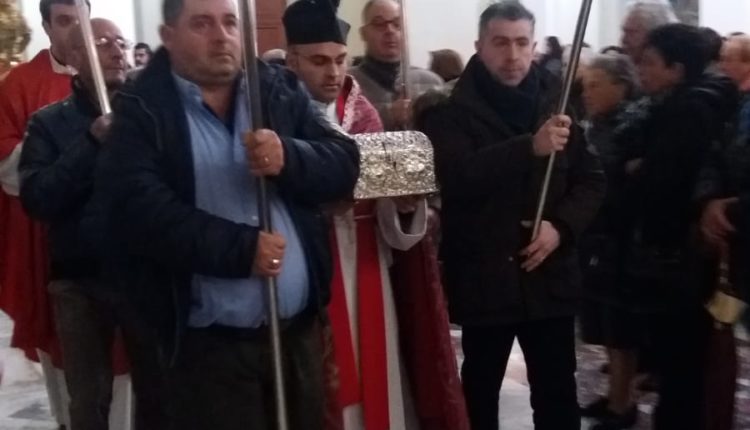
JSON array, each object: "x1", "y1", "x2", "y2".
[
  {"x1": 1, "y1": 312, "x2": 749, "y2": 430},
  {"x1": 0, "y1": 313, "x2": 56, "y2": 429}
]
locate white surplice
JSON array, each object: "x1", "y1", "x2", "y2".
[{"x1": 334, "y1": 199, "x2": 427, "y2": 430}]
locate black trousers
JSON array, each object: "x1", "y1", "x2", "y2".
[
  {"x1": 651, "y1": 307, "x2": 710, "y2": 430},
  {"x1": 50, "y1": 279, "x2": 170, "y2": 430},
  {"x1": 461, "y1": 317, "x2": 580, "y2": 430},
  {"x1": 171, "y1": 315, "x2": 324, "y2": 430}
]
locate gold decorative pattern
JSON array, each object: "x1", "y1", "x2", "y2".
[{"x1": 0, "y1": 0, "x2": 31, "y2": 75}]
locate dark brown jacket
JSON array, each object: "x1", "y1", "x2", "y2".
[{"x1": 420, "y1": 57, "x2": 605, "y2": 326}]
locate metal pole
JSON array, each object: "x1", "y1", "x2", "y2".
[
  {"x1": 398, "y1": 0, "x2": 411, "y2": 99},
  {"x1": 238, "y1": 1, "x2": 289, "y2": 429},
  {"x1": 74, "y1": 0, "x2": 110, "y2": 114},
  {"x1": 531, "y1": 0, "x2": 594, "y2": 240}
]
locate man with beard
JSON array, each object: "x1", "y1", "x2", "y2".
[
  {"x1": 420, "y1": 2, "x2": 605, "y2": 429},
  {"x1": 133, "y1": 42, "x2": 153, "y2": 68},
  {"x1": 284, "y1": 0, "x2": 381, "y2": 135}
]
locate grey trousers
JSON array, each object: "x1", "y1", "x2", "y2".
[{"x1": 49, "y1": 279, "x2": 170, "y2": 430}]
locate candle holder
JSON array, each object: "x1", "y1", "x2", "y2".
[{"x1": 0, "y1": 0, "x2": 31, "y2": 78}]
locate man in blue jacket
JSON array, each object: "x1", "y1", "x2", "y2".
[
  {"x1": 19, "y1": 19, "x2": 169, "y2": 430},
  {"x1": 94, "y1": 0, "x2": 359, "y2": 428}
]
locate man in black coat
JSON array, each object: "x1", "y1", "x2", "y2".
[
  {"x1": 93, "y1": 0, "x2": 359, "y2": 428},
  {"x1": 419, "y1": 2, "x2": 605, "y2": 429},
  {"x1": 19, "y1": 19, "x2": 168, "y2": 430}
]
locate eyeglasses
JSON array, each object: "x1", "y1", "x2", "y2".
[
  {"x1": 94, "y1": 37, "x2": 133, "y2": 51},
  {"x1": 366, "y1": 18, "x2": 401, "y2": 31}
]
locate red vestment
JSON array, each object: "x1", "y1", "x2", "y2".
[
  {"x1": 0, "y1": 51, "x2": 129, "y2": 374},
  {"x1": 324, "y1": 75, "x2": 468, "y2": 430},
  {"x1": 0, "y1": 50, "x2": 71, "y2": 362}
]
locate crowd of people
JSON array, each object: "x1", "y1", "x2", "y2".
[{"x1": 1, "y1": 0, "x2": 750, "y2": 430}]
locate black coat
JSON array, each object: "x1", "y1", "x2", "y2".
[
  {"x1": 19, "y1": 79, "x2": 102, "y2": 280},
  {"x1": 623, "y1": 73, "x2": 738, "y2": 308},
  {"x1": 579, "y1": 100, "x2": 649, "y2": 304},
  {"x1": 695, "y1": 90, "x2": 750, "y2": 299},
  {"x1": 94, "y1": 49, "x2": 359, "y2": 362},
  {"x1": 420, "y1": 57, "x2": 606, "y2": 326}
]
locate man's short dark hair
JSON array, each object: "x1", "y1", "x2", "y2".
[
  {"x1": 163, "y1": 0, "x2": 185, "y2": 26},
  {"x1": 479, "y1": 1, "x2": 536, "y2": 37},
  {"x1": 645, "y1": 23, "x2": 710, "y2": 83},
  {"x1": 40, "y1": 0, "x2": 89, "y2": 24},
  {"x1": 135, "y1": 42, "x2": 153, "y2": 54}
]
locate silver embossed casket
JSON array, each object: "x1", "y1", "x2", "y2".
[{"x1": 353, "y1": 131, "x2": 439, "y2": 200}]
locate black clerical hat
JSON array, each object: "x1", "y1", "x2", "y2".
[{"x1": 283, "y1": 0, "x2": 351, "y2": 46}]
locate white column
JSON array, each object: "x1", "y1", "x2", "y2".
[
  {"x1": 700, "y1": 0, "x2": 750, "y2": 36},
  {"x1": 339, "y1": 0, "x2": 368, "y2": 58},
  {"x1": 133, "y1": 0, "x2": 162, "y2": 48},
  {"x1": 406, "y1": 0, "x2": 485, "y2": 68},
  {"x1": 595, "y1": 0, "x2": 628, "y2": 51}
]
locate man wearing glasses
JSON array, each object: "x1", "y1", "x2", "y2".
[
  {"x1": 19, "y1": 19, "x2": 169, "y2": 430},
  {"x1": 350, "y1": 0, "x2": 443, "y2": 130}
]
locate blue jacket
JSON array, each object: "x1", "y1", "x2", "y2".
[{"x1": 94, "y1": 49, "x2": 359, "y2": 362}]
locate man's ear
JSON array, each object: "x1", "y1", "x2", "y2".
[
  {"x1": 43, "y1": 20, "x2": 52, "y2": 39},
  {"x1": 159, "y1": 24, "x2": 173, "y2": 50}
]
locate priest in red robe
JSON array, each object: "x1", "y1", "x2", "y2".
[
  {"x1": 0, "y1": 1, "x2": 80, "y2": 427},
  {"x1": 283, "y1": 2, "x2": 468, "y2": 429}
]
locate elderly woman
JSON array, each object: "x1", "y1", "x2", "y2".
[{"x1": 578, "y1": 53, "x2": 647, "y2": 430}]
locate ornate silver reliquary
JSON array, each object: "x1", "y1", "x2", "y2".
[{"x1": 353, "y1": 131, "x2": 439, "y2": 200}]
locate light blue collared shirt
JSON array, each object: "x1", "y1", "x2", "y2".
[{"x1": 172, "y1": 73, "x2": 310, "y2": 328}]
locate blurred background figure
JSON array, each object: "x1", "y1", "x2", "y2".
[
  {"x1": 601, "y1": 45, "x2": 626, "y2": 55},
  {"x1": 133, "y1": 42, "x2": 152, "y2": 67},
  {"x1": 620, "y1": 0, "x2": 679, "y2": 64},
  {"x1": 429, "y1": 49, "x2": 463, "y2": 84},
  {"x1": 579, "y1": 53, "x2": 647, "y2": 430},
  {"x1": 720, "y1": 34, "x2": 750, "y2": 94},
  {"x1": 538, "y1": 35, "x2": 563, "y2": 77},
  {"x1": 261, "y1": 47, "x2": 287, "y2": 66}
]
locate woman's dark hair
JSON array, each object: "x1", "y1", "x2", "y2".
[
  {"x1": 645, "y1": 23, "x2": 710, "y2": 83},
  {"x1": 600, "y1": 45, "x2": 625, "y2": 55},
  {"x1": 545, "y1": 36, "x2": 563, "y2": 59}
]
